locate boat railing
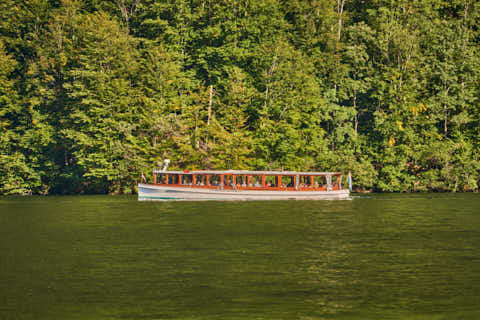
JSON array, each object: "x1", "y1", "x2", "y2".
[
  {"x1": 147, "y1": 183, "x2": 339, "y2": 191},
  {"x1": 149, "y1": 171, "x2": 344, "y2": 191}
]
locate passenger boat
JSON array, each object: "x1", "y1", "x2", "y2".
[{"x1": 138, "y1": 161, "x2": 351, "y2": 201}]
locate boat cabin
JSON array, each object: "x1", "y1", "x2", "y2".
[{"x1": 151, "y1": 170, "x2": 344, "y2": 191}]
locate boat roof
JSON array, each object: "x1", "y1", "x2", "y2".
[{"x1": 153, "y1": 170, "x2": 343, "y2": 176}]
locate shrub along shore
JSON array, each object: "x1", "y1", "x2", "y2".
[{"x1": 1, "y1": 0, "x2": 479, "y2": 195}]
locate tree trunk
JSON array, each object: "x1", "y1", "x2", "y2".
[
  {"x1": 207, "y1": 85, "x2": 213, "y2": 126},
  {"x1": 115, "y1": 0, "x2": 140, "y2": 34},
  {"x1": 337, "y1": 0, "x2": 346, "y2": 42},
  {"x1": 444, "y1": 113, "x2": 448, "y2": 136},
  {"x1": 354, "y1": 90, "x2": 358, "y2": 135}
]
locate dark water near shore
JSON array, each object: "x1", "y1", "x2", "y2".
[{"x1": 0, "y1": 194, "x2": 479, "y2": 319}]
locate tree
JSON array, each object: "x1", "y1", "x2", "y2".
[
  {"x1": 0, "y1": 40, "x2": 53, "y2": 194},
  {"x1": 59, "y1": 11, "x2": 146, "y2": 193}
]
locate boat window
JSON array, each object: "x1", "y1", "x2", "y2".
[
  {"x1": 332, "y1": 175, "x2": 341, "y2": 189},
  {"x1": 249, "y1": 176, "x2": 262, "y2": 187},
  {"x1": 181, "y1": 175, "x2": 193, "y2": 185},
  {"x1": 313, "y1": 176, "x2": 326, "y2": 188},
  {"x1": 280, "y1": 176, "x2": 294, "y2": 188},
  {"x1": 235, "y1": 175, "x2": 248, "y2": 187},
  {"x1": 223, "y1": 175, "x2": 231, "y2": 187},
  {"x1": 168, "y1": 174, "x2": 178, "y2": 184},
  {"x1": 264, "y1": 176, "x2": 278, "y2": 188},
  {"x1": 209, "y1": 175, "x2": 221, "y2": 186},
  {"x1": 331, "y1": 175, "x2": 337, "y2": 187},
  {"x1": 195, "y1": 175, "x2": 207, "y2": 186},
  {"x1": 157, "y1": 174, "x2": 167, "y2": 184},
  {"x1": 298, "y1": 176, "x2": 311, "y2": 188},
  {"x1": 242, "y1": 176, "x2": 248, "y2": 187}
]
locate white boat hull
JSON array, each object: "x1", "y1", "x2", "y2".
[{"x1": 138, "y1": 184, "x2": 350, "y2": 201}]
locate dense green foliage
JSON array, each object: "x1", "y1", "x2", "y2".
[{"x1": 0, "y1": 0, "x2": 479, "y2": 194}]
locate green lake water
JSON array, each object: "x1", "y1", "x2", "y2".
[{"x1": 0, "y1": 194, "x2": 479, "y2": 319}]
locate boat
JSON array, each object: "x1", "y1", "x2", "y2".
[{"x1": 138, "y1": 161, "x2": 351, "y2": 201}]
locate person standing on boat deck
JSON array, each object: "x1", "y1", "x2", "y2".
[{"x1": 141, "y1": 173, "x2": 146, "y2": 183}]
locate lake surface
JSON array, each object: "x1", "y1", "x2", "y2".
[{"x1": 0, "y1": 194, "x2": 479, "y2": 319}]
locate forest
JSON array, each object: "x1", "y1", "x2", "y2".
[{"x1": 0, "y1": 0, "x2": 479, "y2": 195}]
